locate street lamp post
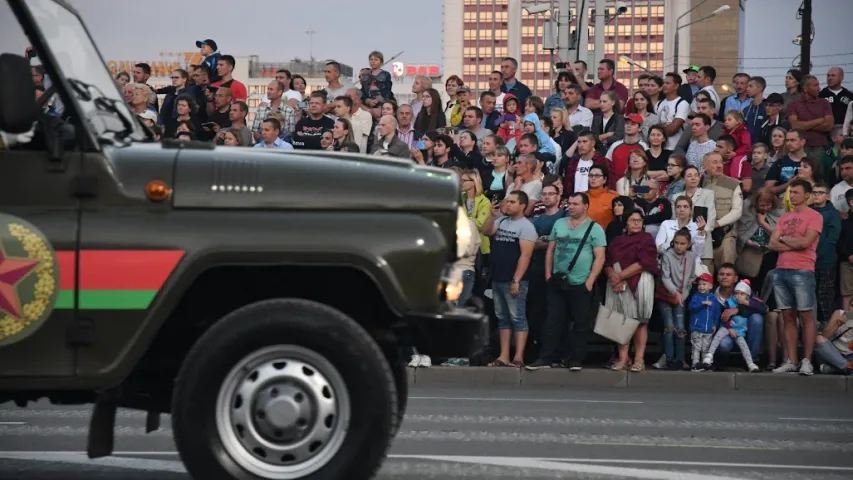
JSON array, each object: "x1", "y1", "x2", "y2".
[{"x1": 673, "y1": 2, "x2": 731, "y2": 73}]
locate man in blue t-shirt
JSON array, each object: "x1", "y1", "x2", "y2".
[{"x1": 482, "y1": 190, "x2": 538, "y2": 367}]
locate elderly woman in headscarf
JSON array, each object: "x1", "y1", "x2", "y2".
[{"x1": 605, "y1": 208, "x2": 659, "y2": 372}]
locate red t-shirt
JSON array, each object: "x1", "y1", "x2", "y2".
[
  {"x1": 775, "y1": 207, "x2": 823, "y2": 271},
  {"x1": 586, "y1": 80, "x2": 630, "y2": 114},
  {"x1": 211, "y1": 78, "x2": 248, "y2": 102},
  {"x1": 723, "y1": 155, "x2": 753, "y2": 181},
  {"x1": 786, "y1": 97, "x2": 833, "y2": 147}
]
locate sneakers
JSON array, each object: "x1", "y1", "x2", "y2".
[
  {"x1": 568, "y1": 364, "x2": 583, "y2": 372},
  {"x1": 772, "y1": 359, "x2": 798, "y2": 373},
  {"x1": 525, "y1": 359, "x2": 552, "y2": 371},
  {"x1": 691, "y1": 363, "x2": 705, "y2": 372},
  {"x1": 819, "y1": 364, "x2": 837, "y2": 374},
  {"x1": 747, "y1": 363, "x2": 760, "y2": 373},
  {"x1": 799, "y1": 358, "x2": 814, "y2": 376},
  {"x1": 408, "y1": 354, "x2": 432, "y2": 368},
  {"x1": 702, "y1": 355, "x2": 713, "y2": 366},
  {"x1": 652, "y1": 354, "x2": 667, "y2": 370}
]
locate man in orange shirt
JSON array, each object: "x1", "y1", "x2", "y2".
[{"x1": 586, "y1": 164, "x2": 619, "y2": 229}]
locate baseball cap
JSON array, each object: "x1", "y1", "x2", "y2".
[
  {"x1": 697, "y1": 272, "x2": 713, "y2": 284},
  {"x1": 765, "y1": 93, "x2": 784, "y2": 105},
  {"x1": 682, "y1": 65, "x2": 700, "y2": 73},
  {"x1": 456, "y1": 86, "x2": 471, "y2": 94},
  {"x1": 625, "y1": 113, "x2": 644, "y2": 125},
  {"x1": 196, "y1": 39, "x2": 218, "y2": 51}
]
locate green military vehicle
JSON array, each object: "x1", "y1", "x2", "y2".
[{"x1": 0, "y1": 0, "x2": 487, "y2": 478}]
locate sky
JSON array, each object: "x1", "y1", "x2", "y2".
[
  {"x1": 741, "y1": 0, "x2": 853, "y2": 93},
  {"x1": 2, "y1": 0, "x2": 851, "y2": 93},
  {"x1": 65, "y1": 0, "x2": 445, "y2": 72}
]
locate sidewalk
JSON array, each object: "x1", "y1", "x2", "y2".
[{"x1": 406, "y1": 367, "x2": 853, "y2": 395}]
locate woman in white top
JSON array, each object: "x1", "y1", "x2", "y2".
[
  {"x1": 616, "y1": 149, "x2": 651, "y2": 197},
  {"x1": 655, "y1": 195, "x2": 708, "y2": 254},
  {"x1": 670, "y1": 165, "x2": 716, "y2": 266}
]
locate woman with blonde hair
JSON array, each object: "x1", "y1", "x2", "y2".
[
  {"x1": 549, "y1": 107, "x2": 576, "y2": 156},
  {"x1": 483, "y1": 146, "x2": 512, "y2": 198}
]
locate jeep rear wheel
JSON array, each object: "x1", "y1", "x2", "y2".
[{"x1": 172, "y1": 299, "x2": 397, "y2": 480}]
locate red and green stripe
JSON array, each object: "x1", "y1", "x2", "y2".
[{"x1": 56, "y1": 250, "x2": 184, "y2": 310}]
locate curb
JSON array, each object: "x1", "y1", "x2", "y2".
[{"x1": 407, "y1": 367, "x2": 852, "y2": 394}]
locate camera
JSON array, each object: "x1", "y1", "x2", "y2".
[{"x1": 616, "y1": 1, "x2": 628, "y2": 14}]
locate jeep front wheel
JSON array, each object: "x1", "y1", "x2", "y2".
[{"x1": 171, "y1": 299, "x2": 397, "y2": 480}]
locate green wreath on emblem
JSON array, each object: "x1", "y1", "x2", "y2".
[{"x1": 0, "y1": 217, "x2": 59, "y2": 347}]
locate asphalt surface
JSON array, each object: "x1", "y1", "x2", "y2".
[{"x1": 1, "y1": 386, "x2": 852, "y2": 480}]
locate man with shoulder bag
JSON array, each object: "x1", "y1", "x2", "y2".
[{"x1": 526, "y1": 192, "x2": 607, "y2": 371}]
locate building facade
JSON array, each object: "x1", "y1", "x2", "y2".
[
  {"x1": 444, "y1": 0, "x2": 667, "y2": 97},
  {"x1": 445, "y1": 0, "x2": 742, "y2": 97}
]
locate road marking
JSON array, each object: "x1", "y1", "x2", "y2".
[
  {"x1": 0, "y1": 422, "x2": 25, "y2": 425},
  {"x1": 393, "y1": 455, "x2": 748, "y2": 480},
  {"x1": 409, "y1": 396, "x2": 643, "y2": 404},
  {"x1": 493, "y1": 457, "x2": 853, "y2": 472},
  {"x1": 0, "y1": 452, "x2": 186, "y2": 472},
  {"x1": 2, "y1": 452, "x2": 850, "y2": 476},
  {"x1": 779, "y1": 417, "x2": 853, "y2": 422}
]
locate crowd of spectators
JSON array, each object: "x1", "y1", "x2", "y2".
[{"x1": 113, "y1": 40, "x2": 853, "y2": 376}]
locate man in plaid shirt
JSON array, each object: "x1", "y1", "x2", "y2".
[{"x1": 252, "y1": 80, "x2": 298, "y2": 143}]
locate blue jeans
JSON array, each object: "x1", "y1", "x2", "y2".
[
  {"x1": 458, "y1": 270, "x2": 476, "y2": 307},
  {"x1": 772, "y1": 269, "x2": 816, "y2": 311},
  {"x1": 715, "y1": 313, "x2": 764, "y2": 361},
  {"x1": 492, "y1": 281, "x2": 529, "y2": 332},
  {"x1": 658, "y1": 301, "x2": 686, "y2": 364}
]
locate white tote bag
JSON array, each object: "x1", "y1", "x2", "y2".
[{"x1": 594, "y1": 264, "x2": 641, "y2": 345}]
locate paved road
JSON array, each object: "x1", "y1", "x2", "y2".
[{"x1": 1, "y1": 386, "x2": 852, "y2": 479}]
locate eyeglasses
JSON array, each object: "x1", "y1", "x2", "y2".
[{"x1": 588, "y1": 174, "x2": 604, "y2": 178}]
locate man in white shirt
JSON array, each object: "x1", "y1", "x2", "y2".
[
  {"x1": 657, "y1": 72, "x2": 690, "y2": 151},
  {"x1": 832, "y1": 156, "x2": 853, "y2": 214},
  {"x1": 479, "y1": 70, "x2": 506, "y2": 113},
  {"x1": 686, "y1": 114, "x2": 717, "y2": 173},
  {"x1": 690, "y1": 66, "x2": 721, "y2": 115},
  {"x1": 346, "y1": 88, "x2": 373, "y2": 153},
  {"x1": 509, "y1": 154, "x2": 543, "y2": 216},
  {"x1": 563, "y1": 85, "x2": 593, "y2": 129}
]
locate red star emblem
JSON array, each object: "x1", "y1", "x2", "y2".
[{"x1": 0, "y1": 244, "x2": 39, "y2": 319}]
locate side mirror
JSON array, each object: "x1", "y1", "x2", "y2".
[{"x1": 0, "y1": 53, "x2": 40, "y2": 133}]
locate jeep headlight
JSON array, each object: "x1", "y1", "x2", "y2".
[{"x1": 455, "y1": 206, "x2": 473, "y2": 259}]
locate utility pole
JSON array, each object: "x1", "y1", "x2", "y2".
[
  {"x1": 593, "y1": 0, "x2": 605, "y2": 69},
  {"x1": 305, "y1": 26, "x2": 317, "y2": 61},
  {"x1": 800, "y1": 0, "x2": 812, "y2": 74}
]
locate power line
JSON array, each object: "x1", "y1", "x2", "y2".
[{"x1": 658, "y1": 52, "x2": 853, "y2": 61}]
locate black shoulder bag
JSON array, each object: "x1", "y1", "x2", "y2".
[{"x1": 553, "y1": 221, "x2": 595, "y2": 290}]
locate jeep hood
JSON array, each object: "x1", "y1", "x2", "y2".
[{"x1": 171, "y1": 147, "x2": 460, "y2": 212}]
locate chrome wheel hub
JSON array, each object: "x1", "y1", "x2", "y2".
[{"x1": 215, "y1": 345, "x2": 351, "y2": 479}]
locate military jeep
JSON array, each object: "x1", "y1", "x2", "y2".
[{"x1": 0, "y1": 1, "x2": 487, "y2": 478}]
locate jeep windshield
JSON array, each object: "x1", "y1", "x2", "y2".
[{"x1": 22, "y1": 0, "x2": 146, "y2": 143}]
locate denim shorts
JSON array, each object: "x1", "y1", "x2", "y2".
[
  {"x1": 492, "y1": 280, "x2": 529, "y2": 332},
  {"x1": 772, "y1": 269, "x2": 816, "y2": 311}
]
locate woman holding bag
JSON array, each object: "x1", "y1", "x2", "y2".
[{"x1": 603, "y1": 209, "x2": 660, "y2": 372}]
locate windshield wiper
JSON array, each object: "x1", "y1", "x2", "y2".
[{"x1": 66, "y1": 78, "x2": 142, "y2": 143}]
